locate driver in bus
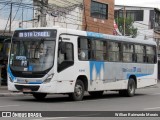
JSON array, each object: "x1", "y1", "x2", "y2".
[{"x1": 78, "y1": 49, "x2": 86, "y2": 60}]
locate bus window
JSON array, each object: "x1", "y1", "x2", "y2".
[
  {"x1": 66, "y1": 43, "x2": 73, "y2": 61},
  {"x1": 89, "y1": 40, "x2": 96, "y2": 60},
  {"x1": 58, "y1": 42, "x2": 74, "y2": 72},
  {"x1": 78, "y1": 38, "x2": 108, "y2": 61},
  {"x1": 95, "y1": 40, "x2": 104, "y2": 61},
  {"x1": 146, "y1": 46, "x2": 156, "y2": 63},
  {"x1": 135, "y1": 45, "x2": 145, "y2": 63},
  {"x1": 123, "y1": 43, "x2": 134, "y2": 62},
  {"x1": 78, "y1": 38, "x2": 89, "y2": 60},
  {"x1": 103, "y1": 41, "x2": 107, "y2": 61},
  {"x1": 108, "y1": 41, "x2": 120, "y2": 62}
]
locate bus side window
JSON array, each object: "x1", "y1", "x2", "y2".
[
  {"x1": 146, "y1": 46, "x2": 156, "y2": 63},
  {"x1": 78, "y1": 37, "x2": 89, "y2": 60},
  {"x1": 58, "y1": 42, "x2": 74, "y2": 72}
]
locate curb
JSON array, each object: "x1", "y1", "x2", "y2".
[{"x1": 0, "y1": 92, "x2": 24, "y2": 97}]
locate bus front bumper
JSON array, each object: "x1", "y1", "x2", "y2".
[{"x1": 8, "y1": 80, "x2": 75, "y2": 94}]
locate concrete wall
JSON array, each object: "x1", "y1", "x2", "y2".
[
  {"x1": 83, "y1": 0, "x2": 114, "y2": 34},
  {"x1": 33, "y1": 0, "x2": 83, "y2": 30},
  {"x1": 34, "y1": 0, "x2": 114, "y2": 34},
  {"x1": 115, "y1": 5, "x2": 154, "y2": 41}
]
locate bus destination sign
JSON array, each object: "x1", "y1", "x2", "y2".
[{"x1": 19, "y1": 31, "x2": 51, "y2": 38}]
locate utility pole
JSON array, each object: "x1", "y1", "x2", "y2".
[
  {"x1": 22, "y1": 7, "x2": 23, "y2": 28},
  {"x1": 9, "y1": 3, "x2": 12, "y2": 33},
  {"x1": 40, "y1": 0, "x2": 48, "y2": 27},
  {"x1": 123, "y1": 6, "x2": 126, "y2": 36},
  {"x1": 33, "y1": 6, "x2": 34, "y2": 27}
]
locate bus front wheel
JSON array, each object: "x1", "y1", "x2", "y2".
[
  {"x1": 69, "y1": 80, "x2": 85, "y2": 101},
  {"x1": 32, "y1": 93, "x2": 47, "y2": 100}
]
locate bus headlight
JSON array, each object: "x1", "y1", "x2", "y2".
[{"x1": 43, "y1": 74, "x2": 54, "y2": 84}]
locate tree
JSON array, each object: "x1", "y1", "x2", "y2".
[{"x1": 116, "y1": 17, "x2": 137, "y2": 38}]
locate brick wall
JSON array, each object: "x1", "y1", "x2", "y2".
[{"x1": 82, "y1": 0, "x2": 114, "y2": 35}]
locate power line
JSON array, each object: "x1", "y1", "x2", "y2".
[
  {"x1": 37, "y1": 0, "x2": 114, "y2": 30},
  {"x1": 0, "y1": 2, "x2": 9, "y2": 10},
  {"x1": 3, "y1": 3, "x2": 12, "y2": 35},
  {"x1": 12, "y1": 0, "x2": 22, "y2": 22},
  {"x1": 0, "y1": 1, "x2": 115, "y2": 21},
  {"x1": 0, "y1": 0, "x2": 115, "y2": 33},
  {"x1": 0, "y1": 1, "x2": 34, "y2": 22}
]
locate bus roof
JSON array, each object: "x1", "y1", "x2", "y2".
[
  {"x1": 15, "y1": 27, "x2": 157, "y2": 46},
  {"x1": 57, "y1": 27, "x2": 157, "y2": 46}
]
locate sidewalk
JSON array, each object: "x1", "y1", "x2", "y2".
[{"x1": 0, "y1": 85, "x2": 23, "y2": 97}]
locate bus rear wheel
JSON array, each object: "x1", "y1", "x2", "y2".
[
  {"x1": 119, "y1": 78, "x2": 136, "y2": 97},
  {"x1": 69, "y1": 80, "x2": 84, "y2": 101},
  {"x1": 89, "y1": 91, "x2": 104, "y2": 97},
  {"x1": 32, "y1": 93, "x2": 47, "y2": 100}
]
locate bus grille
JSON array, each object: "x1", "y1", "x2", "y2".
[{"x1": 15, "y1": 85, "x2": 40, "y2": 91}]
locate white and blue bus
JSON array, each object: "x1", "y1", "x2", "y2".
[{"x1": 8, "y1": 27, "x2": 157, "y2": 101}]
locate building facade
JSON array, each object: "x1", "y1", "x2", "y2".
[
  {"x1": 82, "y1": 0, "x2": 114, "y2": 34},
  {"x1": 33, "y1": 0, "x2": 114, "y2": 34},
  {"x1": 115, "y1": 5, "x2": 155, "y2": 41}
]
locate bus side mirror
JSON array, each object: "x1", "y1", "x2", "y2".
[{"x1": 59, "y1": 42, "x2": 66, "y2": 54}]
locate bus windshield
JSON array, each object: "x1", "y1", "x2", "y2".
[{"x1": 9, "y1": 30, "x2": 56, "y2": 72}]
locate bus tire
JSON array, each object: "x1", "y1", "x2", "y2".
[
  {"x1": 32, "y1": 93, "x2": 47, "y2": 100},
  {"x1": 119, "y1": 78, "x2": 136, "y2": 97},
  {"x1": 126, "y1": 78, "x2": 136, "y2": 97},
  {"x1": 69, "y1": 80, "x2": 84, "y2": 101},
  {"x1": 89, "y1": 91, "x2": 104, "y2": 97}
]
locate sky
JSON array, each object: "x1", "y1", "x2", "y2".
[
  {"x1": 0, "y1": 0, "x2": 33, "y2": 20},
  {"x1": 115, "y1": 0, "x2": 160, "y2": 8}
]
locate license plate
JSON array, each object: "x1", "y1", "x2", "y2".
[{"x1": 22, "y1": 88, "x2": 31, "y2": 92}]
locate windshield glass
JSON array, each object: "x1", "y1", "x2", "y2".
[{"x1": 9, "y1": 30, "x2": 56, "y2": 72}]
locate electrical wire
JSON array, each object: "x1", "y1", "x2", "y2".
[
  {"x1": 39, "y1": 0, "x2": 115, "y2": 30},
  {"x1": 0, "y1": 0, "x2": 115, "y2": 34},
  {"x1": 12, "y1": 0, "x2": 22, "y2": 22},
  {"x1": 3, "y1": 8, "x2": 11, "y2": 35},
  {"x1": 0, "y1": 0, "x2": 115, "y2": 23},
  {"x1": 0, "y1": 3, "x2": 8, "y2": 10}
]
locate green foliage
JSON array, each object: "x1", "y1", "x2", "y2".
[{"x1": 115, "y1": 17, "x2": 137, "y2": 38}]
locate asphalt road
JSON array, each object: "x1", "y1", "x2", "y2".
[{"x1": 0, "y1": 84, "x2": 160, "y2": 120}]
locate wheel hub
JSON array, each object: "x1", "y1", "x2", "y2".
[
  {"x1": 75, "y1": 85, "x2": 82, "y2": 96},
  {"x1": 129, "y1": 83, "x2": 134, "y2": 94}
]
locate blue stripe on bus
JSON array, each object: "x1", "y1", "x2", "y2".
[
  {"x1": 127, "y1": 73, "x2": 150, "y2": 79},
  {"x1": 28, "y1": 82, "x2": 42, "y2": 84},
  {"x1": 7, "y1": 66, "x2": 16, "y2": 81},
  {"x1": 87, "y1": 32, "x2": 104, "y2": 38}
]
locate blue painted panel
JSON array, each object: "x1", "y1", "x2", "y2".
[
  {"x1": 7, "y1": 66, "x2": 16, "y2": 81},
  {"x1": 127, "y1": 73, "x2": 150, "y2": 79},
  {"x1": 87, "y1": 32, "x2": 104, "y2": 38},
  {"x1": 90, "y1": 61, "x2": 105, "y2": 80},
  {"x1": 28, "y1": 82, "x2": 42, "y2": 84}
]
